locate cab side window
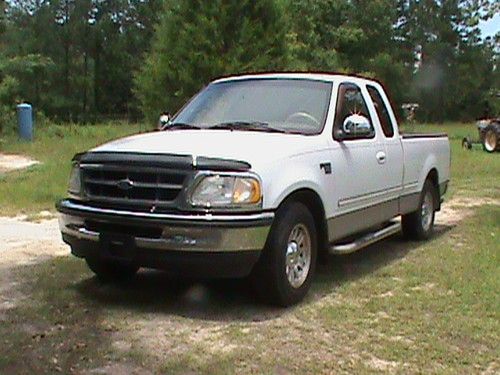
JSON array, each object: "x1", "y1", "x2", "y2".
[
  {"x1": 367, "y1": 85, "x2": 394, "y2": 138},
  {"x1": 333, "y1": 83, "x2": 374, "y2": 140}
]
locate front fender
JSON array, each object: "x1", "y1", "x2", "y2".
[{"x1": 260, "y1": 153, "x2": 330, "y2": 211}]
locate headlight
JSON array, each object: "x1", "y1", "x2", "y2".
[
  {"x1": 189, "y1": 173, "x2": 262, "y2": 209},
  {"x1": 68, "y1": 164, "x2": 82, "y2": 196}
]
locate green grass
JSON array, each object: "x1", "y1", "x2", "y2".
[
  {"x1": 0, "y1": 122, "x2": 146, "y2": 215},
  {"x1": 0, "y1": 206, "x2": 497, "y2": 373},
  {"x1": 0, "y1": 121, "x2": 499, "y2": 373}
]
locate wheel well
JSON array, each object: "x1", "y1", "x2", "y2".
[
  {"x1": 426, "y1": 168, "x2": 440, "y2": 210},
  {"x1": 278, "y1": 189, "x2": 329, "y2": 264}
]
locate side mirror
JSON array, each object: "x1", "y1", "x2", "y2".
[
  {"x1": 339, "y1": 114, "x2": 373, "y2": 139},
  {"x1": 157, "y1": 112, "x2": 171, "y2": 130}
]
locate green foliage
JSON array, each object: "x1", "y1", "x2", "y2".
[
  {"x1": 1, "y1": 0, "x2": 161, "y2": 122},
  {"x1": 135, "y1": 0, "x2": 290, "y2": 122},
  {"x1": 286, "y1": 0, "x2": 352, "y2": 71},
  {"x1": 397, "y1": 0, "x2": 499, "y2": 122},
  {"x1": 0, "y1": 0, "x2": 498, "y2": 124}
]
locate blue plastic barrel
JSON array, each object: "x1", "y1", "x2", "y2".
[{"x1": 17, "y1": 103, "x2": 33, "y2": 141}]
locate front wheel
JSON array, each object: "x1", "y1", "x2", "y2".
[
  {"x1": 402, "y1": 180, "x2": 437, "y2": 240},
  {"x1": 251, "y1": 202, "x2": 317, "y2": 306},
  {"x1": 462, "y1": 136, "x2": 472, "y2": 150}
]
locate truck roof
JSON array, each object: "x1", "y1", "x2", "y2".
[{"x1": 213, "y1": 72, "x2": 379, "y2": 86}]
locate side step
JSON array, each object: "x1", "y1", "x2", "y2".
[{"x1": 329, "y1": 221, "x2": 401, "y2": 255}]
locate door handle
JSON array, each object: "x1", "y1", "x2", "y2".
[{"x1": 376, "y1": 151, "x2": 386, "y2": 164}]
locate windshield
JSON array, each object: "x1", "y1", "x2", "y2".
[{"x1": 172, "y1": 79, "x2": 333, "y2": 135}]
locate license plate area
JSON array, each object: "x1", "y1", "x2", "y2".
[{"x1": 100, "y1": 233, "x2": 136, "y2": 260}]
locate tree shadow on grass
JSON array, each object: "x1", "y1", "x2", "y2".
[{"x1": 72, "y1": 223, "x2": 454, "y2": 322}]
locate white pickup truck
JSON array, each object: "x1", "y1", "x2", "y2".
[{"x1": 57, "y1": 73, "x2": 450, "y2": 306}]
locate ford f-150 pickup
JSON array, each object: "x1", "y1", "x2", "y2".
[{"x1": 56, "y1": 73, "x2": 450, "y2": 306}]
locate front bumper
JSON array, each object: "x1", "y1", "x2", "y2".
[{"x1": 56, "y1": 200, "x2": 274, "y2": 277}]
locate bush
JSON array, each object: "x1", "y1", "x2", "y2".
[{"x1": 0, "y1": 105, "x2": 16, "y2": 135}]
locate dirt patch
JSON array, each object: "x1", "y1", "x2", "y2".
[
  {"x1": 0, "y1": 216, "x2": 65, "y2": 318},
  {"x1": 0, "y1": 217, "x2": 65, "y2": 263},
  {"x1": 0, "y1": 153, "x2": 40, "y2": 174},
  {"x1": 85, "y1": 363, "x2": 152, "y2": 375},
  {"x1": 436, "y1": 196, "x2": 500, "y2": 226},
  {"x1": 366, "y1": 355, "x2": 401, "y2": 372}
]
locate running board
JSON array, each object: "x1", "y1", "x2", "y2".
[{"x1": 329, "y1": 221, "x2": 401, "y2": 255}]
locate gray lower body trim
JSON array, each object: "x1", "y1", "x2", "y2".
[
  {"x1": 328, "y1": 199, "x2": 399, "y2": 242},
  {"x1": 329, "y1": 179, "x2": 450, "y2": 242}
]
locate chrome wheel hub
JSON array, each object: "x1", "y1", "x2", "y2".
[
  {"x1": 421, "y1": 191, "x2": 434, "y2": 232},
  {"x1": 285, "y1": 224, "x2": 311, "y2": 289}
]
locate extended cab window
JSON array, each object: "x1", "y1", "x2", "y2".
[
  {"x1": 367, "y1": 85, "x2": 394, "y2": 138},
  {"x1": 333, "y1": 83, "x2": 374, "y2": 140}
]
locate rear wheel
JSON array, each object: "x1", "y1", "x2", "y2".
[
  {"x1": 85, "y1": 257, "x2": 139, "y2": 282},
  {"x1": 482, "y1": 126, "x2": 498, "y2": 153},
  {"x1": 402, "y1": 179, "x2": 437, "y2": 240},
  {"x1": 251, "y1": 202, "x2": 317, "y2": 306}
]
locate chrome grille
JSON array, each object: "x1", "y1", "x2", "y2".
[{"x1": 81, "y1": 164, "x2": 189, "y2": 208}]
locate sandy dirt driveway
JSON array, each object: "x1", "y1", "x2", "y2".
[
  {"x1": 0, "y1": 216, "x2": 66, "y2": 266},
  {"x1": 0, "y1": 216, "x2": 67, "y2": 314}
]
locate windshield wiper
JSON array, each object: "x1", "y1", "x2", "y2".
[
  {"x1": 209, "y1": 121, "x2": 287, "y2": 134},
  {"x1": 163, "y1": 122, "x2": 203, "y2": 131}
]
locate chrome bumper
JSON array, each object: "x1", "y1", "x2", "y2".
[{"x1": 57, "y1": 200, "x2": 273, "y2": 253}]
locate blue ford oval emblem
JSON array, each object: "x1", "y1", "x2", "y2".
[{"x1": 117, "y1": 179, "x2": 134, "y2": 190}]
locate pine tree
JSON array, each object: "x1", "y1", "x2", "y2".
[{"x1": 135, "y1": 0, "x2": 290, "y2": 123}]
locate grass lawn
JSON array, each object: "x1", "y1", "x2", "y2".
[
  {"x1": 0, "y1": 122, "x2": 499, "y2": 373},
  {"x1": 0, "y1": 122, "x2": 146, "y2": 216}
]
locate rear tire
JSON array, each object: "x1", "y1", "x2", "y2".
[
  {"x1": 482, "y1": 125, "x2": 498, "y2": 153},
  {"x1": 251, "y1": 202, "x2": 317, "y2": 307},
  {"x1": 402, "y1": 179, "x2": 437, "y2": 241},
  {"x1": 85, "y1": 258, "x2": 139, "y2": 282}
]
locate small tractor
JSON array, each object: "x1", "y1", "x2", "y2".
[{"x1": 462, "y1": 118, "x2": 500, "y2": 153}]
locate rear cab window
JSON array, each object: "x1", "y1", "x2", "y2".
[{"x1": 367, "y1": 85, "x2": 395, "y2": 138}]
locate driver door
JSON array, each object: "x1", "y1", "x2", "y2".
[{"x1": 327, "y1": 82, "x2": 390, "y2": 241}]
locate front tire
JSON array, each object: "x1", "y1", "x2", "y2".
[
  {"x1": 251, "y1": 202, "x2": 317, "y2": 306},
  {"x1": 85, "y1": 257, "x2": 139, "y2": 282},
  {"x1": 462, "y1": 136, "x2": 472, "y2": 150},
  {"x1": 402, "y1": 179, "x2": 437, "y2": 240}
]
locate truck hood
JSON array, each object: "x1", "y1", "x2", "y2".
[{"x1": 92, "y1": 130, "x2": 327, "y2": 169}]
